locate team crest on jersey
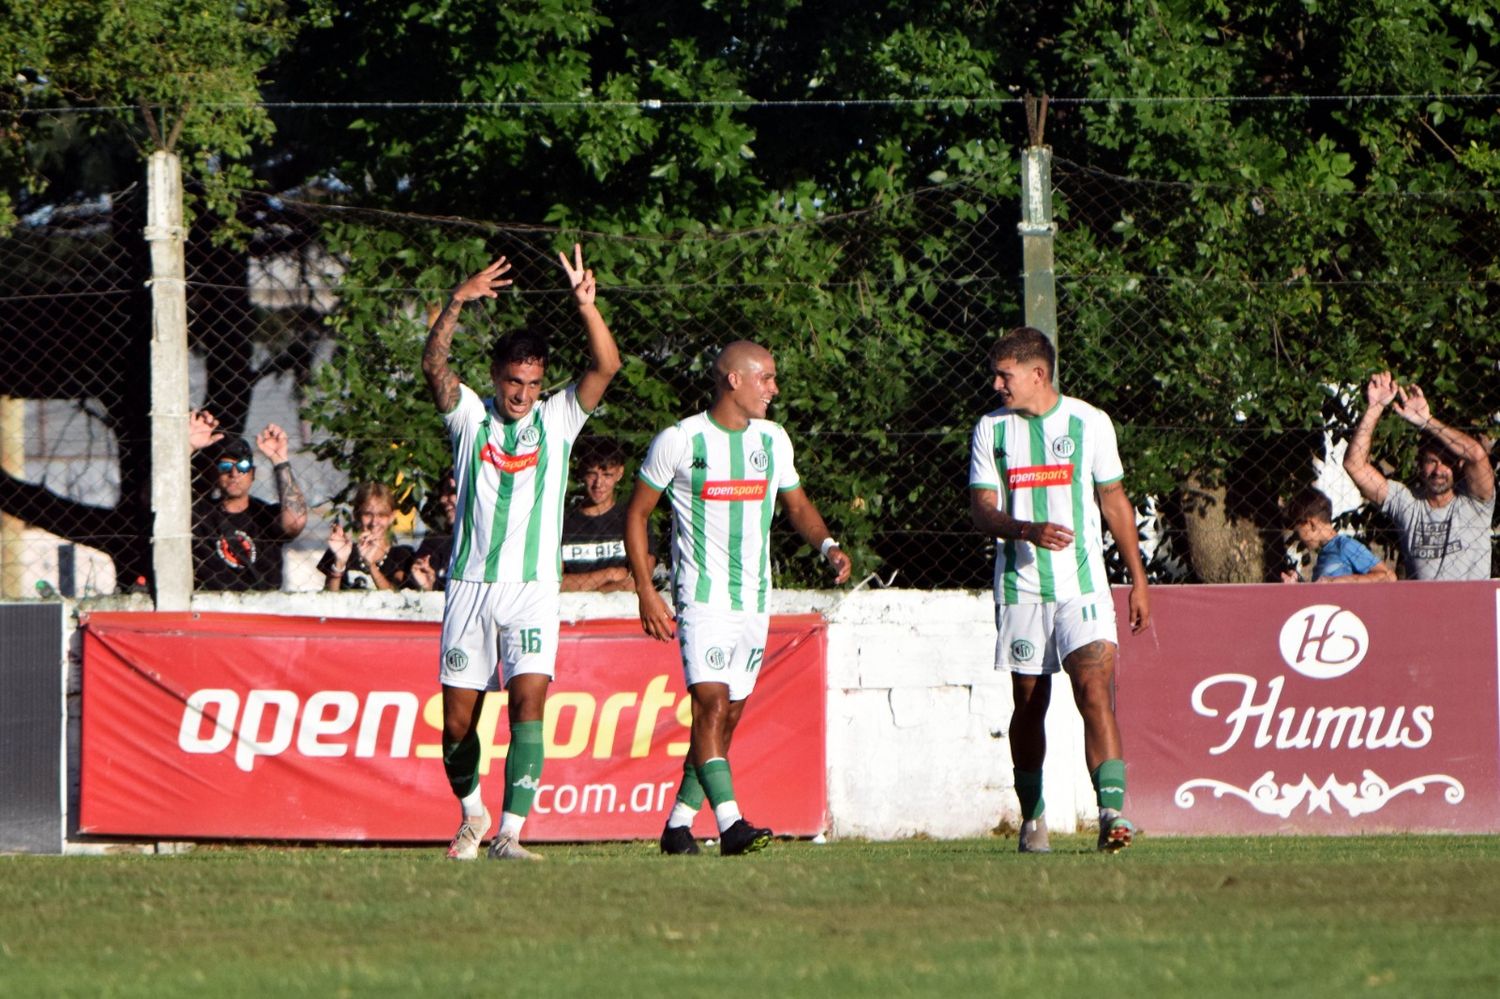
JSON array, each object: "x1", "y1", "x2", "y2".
[
  {"x1": 443, "y1": 648, "x2": 469, "y2": 672},
  {"x1": 704, "y1": 646, "x2": 728, "y2": 670},
  {"x1": 1010, "y1": 639, "x2": 1036, "y2": 662},
  {"x1": 519, "y1": 426, "x2": 541, "y2": 447},
  {"x1": 749, "y1": 449, "x2": 770, "y2": 472},
  {"x1": 1050, "y1": 437, "x2": 1076, "y2": 459}
]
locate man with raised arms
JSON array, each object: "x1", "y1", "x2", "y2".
[
  {"x1": 969, "y1": 326, "x2": 1150, "y2": 854},
  {"x1": 422, "y1": 246, "x2": 620, "y2": 861},
  {"x1": 624, "y1": 341, "x2": 851, "y2": 856}
]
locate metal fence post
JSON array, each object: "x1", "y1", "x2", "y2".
[
  {"x1": 1018, "y1": 94, "x2": 1058, "y2": 386},
  {"x1": 146, "y1": 150, "x2": 191, "y2": 609}
]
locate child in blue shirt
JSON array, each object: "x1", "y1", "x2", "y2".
[{"x1": 1282, "y1": 486, "x2": 1395, "y2": 583}]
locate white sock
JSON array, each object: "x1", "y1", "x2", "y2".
[
  {"x1": 461, "y1": 786, "x2": 486, "y2": 819},
  {"x1": 499, "y1": 811, "x2": 526, "y2": 838},
  {"x1": 713, "y1": 801, "x2": 743, "y2": 833},
  {"x1": 667, "y1": 800, "x2": 699, "y2": 829}
]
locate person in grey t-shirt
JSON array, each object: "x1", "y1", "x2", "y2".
[{"x1": 1343, "y1": 370, "x2": 1495, "y2": 580}]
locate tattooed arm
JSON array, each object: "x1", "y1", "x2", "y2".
[
  {"x1": 257, "y1": 424, "x2": 308, "y2": 538},
  {"x1": 422, "y1": 256, "x2": 513, "y2": 414}
]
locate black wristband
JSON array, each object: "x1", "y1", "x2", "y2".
[{"x1": 273, "y1": 461, "x2": 291, "y2": 472}]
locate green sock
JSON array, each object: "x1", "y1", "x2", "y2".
[
  {"x1": 1014, "y1": 768, "x2": 1045, "y2": 821},
  {"x1": 1092, "y1": 758, "x2": 1126, "y2": 812},
  {"x1": 676, "y1": 757, "x2": 707, "y2": 809},
  {"x1": 503, "y1": 721, "x2": 545, "y2": 817},
  {"x1": 441, "y1": 731, "x2": 481, "y2": 800},
  {"x1": 695, "y1": 758, "x2": 736, "y2": 808}
]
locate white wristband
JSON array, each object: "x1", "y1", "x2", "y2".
[{"x1": 820, "y1": 538, "x2": 841, "y2": 557}]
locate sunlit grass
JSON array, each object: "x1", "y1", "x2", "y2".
[{"x1": 2, "y1": 836, "x2": 1497, "y2": 996}]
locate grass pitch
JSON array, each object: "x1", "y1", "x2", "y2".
[{"x1": 2, "y1": 835, "x2": 1497, "y2": 997}]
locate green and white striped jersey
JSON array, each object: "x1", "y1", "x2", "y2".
[
  {"x1": 639, "y1": 412, "x2": 800, "y2": 613},
  {"x1": 444, "y1": 382, "x2": 589, "y2": 583},
  {"x1": 969, "y1": 395, "x2": 1124, "y2": 605}
]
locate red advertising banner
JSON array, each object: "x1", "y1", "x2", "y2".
[
  {"x1": 1115, "y1": 583, "x2": 1500, "y2": 834},
  {"x1": 80, "y1": 612, "x2": 827, "y2": 842}
]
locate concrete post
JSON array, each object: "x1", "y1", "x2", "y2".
[
  {"x1": 1018, "y1": 95, "x2": 1059, "y2": 386},
  {"x1": 146, "y1": 150, "x2": 192, "y2": 610}
]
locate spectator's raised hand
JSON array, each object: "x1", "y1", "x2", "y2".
[
  {"x1": 256, "y1": 423, "x2": 291, "y2": 464},
  {"x1": 189, "y1": 409, "x2": 223, "y2": 452},
  {"x1": 558, "y1": 243, "x2": 596, "y2": 308},
  {"x1": 1366, "y1": 371, "x2": 1399, "y2": 409},
  {"x1": 1392, "y1": 382, "x2": 1433, "y2": 427},
  {"x1": 410, "y1": 555, "x2": 437, "y2": 591},
  {"x1": 355, "y1": 529, "x2": 385, "y2": 567},
  {"x1": 453, "y1": 257, "x2": 513, "y2": 303},
  {"x1": 327, "y1": 523, "x2": 353, "y2": 568}
]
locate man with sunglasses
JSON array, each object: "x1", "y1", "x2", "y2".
[{"x1": 189, "y1": 412, "x2": 309, "y2": 591}]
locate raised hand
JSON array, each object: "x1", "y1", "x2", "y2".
[
  {"x1": 1366, "y1": 371, "x2": 1398, "y2": 409},
  {"x1": 1392, "y1": 382, "x2": 1433, "y2": 427},
  {"x1": 355, "y1": 529, "x2": 386, "y2": 568},
  {"x1": 558, "y1": 243, "x2": 596, "y2": 308},
  {"x1": 453, "y1": 256, "x2": 513, "y2": 303},
  {"x1": 327, "y1": 523, "x2": 354, "y2": 568},
  {"x1": 189, "y1": 409, "x2": 223, "y2": 452},
  {"x1": 256, "y1": 423, "x2": 290, "y2": 464},
  {"x1": 410, "y1": 555, "x2": 437, "y2": 591}
]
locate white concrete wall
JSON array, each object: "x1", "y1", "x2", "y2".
[{"x1": 62, "y1": 588, "x2": 1097, "y2": 842}]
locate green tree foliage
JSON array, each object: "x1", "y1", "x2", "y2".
[
  {"x1": 0, "y1": 1, "x2": 293, "y2": 586},
  {"x1": 1047, "y1": 0, "x2": 1500, "y2": 580},
  {"x1": 285, "y1": 0, "x2": 1032, "y2": 584}
]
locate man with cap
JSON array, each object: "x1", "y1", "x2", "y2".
[{"x1": 189, "y1": 410, "x2": 309, "y2": 591}]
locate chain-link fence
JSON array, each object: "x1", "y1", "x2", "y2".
[{"x1": 2, "y1": 113, "x2": 1497, "y2": 598}]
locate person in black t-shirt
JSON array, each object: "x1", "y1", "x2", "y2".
[
  {"x1": 189, "y1": 411, "x2": 309, "y2": 592},
  {"x1": 561, "y1": 436, "x2": 655, "y2": 591},
  {"x1": 318, "y1": 481, "x2": 416, "y2": 590},
  {"x1": 409, "y1": 468, "x2": 457, "y2": 591}
]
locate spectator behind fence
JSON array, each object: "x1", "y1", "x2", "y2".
[
  {"x1": 409, "y1": 468, "x2": 458, "y2": 592},
  {"x1": 1280, "y1": 486, "x2": 1394, "y2": 584},
  {"x1": 318, "y1": 482, "x2": 415, "y2": 591},
  {"x1": 1343, "y1": 371, "x2": 1495, "y2": 579},
  {"x1": 560, "y1": 436, "x2": 656, "y2": 592},
  {"x1": 189, "y1": 410, "x2": 308, "y2": 591}
]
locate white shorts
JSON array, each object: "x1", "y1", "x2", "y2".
[
  {"x1": 677, "y1": 603, "x2": 770, "y2": 702},
  {"x1": 994, "y1": 594, "x2": 1118, "y2": 675},
  {"x1": 439, "y1": 579, "x2": 561, "y2": 691}
]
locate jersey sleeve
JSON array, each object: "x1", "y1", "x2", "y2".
[
  {"x1": 638, "y1": 425, "x2": 686, "y2": 492},
  {"x1": 773, "y1": 424, "x2": 800, "y2": 492},
  {"x1": 1090, "y1": 408, "x2": 1126, "y2": 487},
  {"x1": 543, "y1": 384, "x2": 590, "y2": 444},
  {"x1": 442, "y1": 383, "x2": 485, "y2": 438},
  {"x1": 969, "y1": 417, "x2": 1000, "y2": 490}
]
